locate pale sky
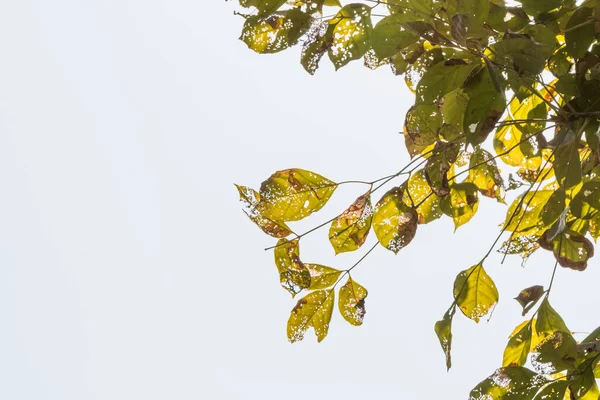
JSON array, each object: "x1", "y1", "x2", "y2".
[{"x1": 0, "y1": 1, "x2": 597, "y2": 399}]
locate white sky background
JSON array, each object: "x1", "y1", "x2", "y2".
[{"x1": 0, "y1": 1, "x2": 597, "y2": 399}]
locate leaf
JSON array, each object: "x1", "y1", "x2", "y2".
[
  {"x1": 373, "y1": 187, "x2": 418, "y2": 253},
  {"x1": 503, "y1": 320, "x2": 533, "y2": 367},
  {"x1": 404, "y1": 104, "x2": 442, "y2": 157},
  {"x1": 490, "y1": 29, "x2": 554, "y2": 76},
  {"x1": 326, "y1": 4, "x2": 373, "y2": 69},
  {"x1": 240, "y1": 10, "x2": 312, "y2": 54},
  {"x1": 440, "y1": 182, "x2": 479, "y2": 230},
  {"x1": 565, "y1": 6, "x2": 595, "y2": 60},
  {"x1": 306, "y1": 264, "x2": 343, "y2": 290},
  {"x1": 371, "y1": 14, "x2": 419, "y2": 59},
  {"x1": 517, "y1": 0, "x2": 562, "y2": 16},
  {"x1": 301, "y1": 21, "x2": 329, "y2": 75},
  {"x1": 415, "y1": 60, "x2": 480, "y2": 104},
  {"x1": 535, "y1": 298, "x2": 569, "y2": 341},
  {"x1": 470, "y1": 367, "x2": 545, "y2": 400},
  {"x1": 503, "y1": 190, "x2": 554, "y2": 236},
  {"x1": 532, "y1": 330, "x2": 577, "y2": 373},
  {"x1": 385, "y1": 0, "x2": 440, "y2": 18},
  {"x1": 547, "y1": 230, "x2": 595, "y2": 271},
  {"x1": 240, "y1": 0, "x2": 287, "y2": 16},
  {"x1": 258, "y1": 169, "x2": 336, "y2": 222},
  {"x1": 532, "y1": 381, "x2": 569, "y2": 400},
  {"x1": 338, "y1": 277, "x2": 368, "y2": 326},
  {"x1": 453, "y1": 264, "x2": 499, "y2": 323},
  {"x1": 552, "y1": 139, "x2": 582, "y2": 190},
  {"x1": 287, "y1": 289, "x2": 335, "y2": 342},
  {"x1": 402, "y1": 170, "x2": 443, "y2": 224},
  {"x1": 570, "y1": 180, "x2": 600, "y2": 219},
  {"x1": 274, "y1": 239, "x2": 311, "y2": 296},
  {"x1": 235, "y1": 185, "x2": 293, "y2": 238},
  {"x1": 466, "y1": 147, "x2": 505, "y2": 202},
  {"x1": 329, "y1": 192, "x2": 373, "y2": 254},
  {"x1": 435, "y1": 308, "x2": 454, "y2": 371},
  {"x1": 541, "y1": 189, "x2": 566, "y2": 227},
  {"x1": 442, "y1": 88, "x2": 469, "y2": 132},
  {"x1": 514, "y1": 285, "x2": 545, "y2": 316},
  {"x1": 570, "y1": 359, "x2": 598, "y2": 399}
]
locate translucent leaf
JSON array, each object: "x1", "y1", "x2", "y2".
[
  {"x1": 240, "y1": 0, "x2": 287, "y2": 16},
  {"x1": 373, "y1": 187, "x2": 418, "y2": 253},
  {"x1": 532, "y1": 381, "x2": 568, "y2": 400},
  {"x1": 440, "y1": 182, "x2": 479, "y2": 230},
  {"x1": 402, "y1": 170, "x2": 443, "y2": 224},
  {"x1": 570, "y1": 180, "x2": 600, "y2": 219},
  {"x1": 532, "y1": 331, "x2": 577, "y2": 374},
  {"x1": 503, "y1": 190, "x2": 554, "y2": 236},
  {"x1": 371, "y1": 14, "x2": 419, "y2": 59},
  {"x1": 236, "y1": 185, "x2": 293, "y2": 238},
  {"x1": 470, "y1": 367, "x2": 546, "y2": 400},
  {"x1": 490, "y1": 29, "x2": 554, "y2": 76},
  {"x1": 415, "y1": 60, "x2": 480, "y2": 104},
  {"x1": 240, "y1": 9, "x2": 312, "y2": 54},
  {"x1": 287, "y1": 289, "x2": 335, "y2": 342},
  {"x1": 434, "y1": 308, "x2": 454, "y2": 370},
  {"x1": 535, "y1": 298, "x2": 569, "y2": 341},
  {"x1": 306, "y1": 264, "x2": 342, "y2": 290},
  {"x1": 466, "y1": 147, "x2": 505, "y2": 202},
  {"x1": 274, "y1": 239, "x2": 311, "y2": 296},
  {"x1": 301, "y1": 20, "x2": 328, "y2": 75},
  {"x1": 499, "y1": 235, "x2": 541, "y2": 266},
  {"x1": 514, "y1": 285, "x2": 545, "y2": 316},
  {"x1": 258, "y1": 169, "x2": 336, "y2": 222},
  {"x1": 503, "y1": 320, "x2": 533, "y2": 367},
  {"x1": 329, "y1": 192, "x2": 373, "y2": 254},
  {"x1": 565, "y1": 6, "x2": 595, "y2": 60},
  {"x1": 552, "y1": 140, "x2": 582, "y2": 190},
  {"x1": 404, "y1": 104, "x2": 442, "y2": 157},
  {"x1": 326, "y1": 4, "x2": 373, "y2": 69},
  {"x1": 453, "y1": 264, "x2": 498, "y2": 323},
  {"x1": 545, "y1": 230, "x2": 595, "y2": 271},
  {"x1": 338, "y1": 277, "x2": 368, "y2": 326}
]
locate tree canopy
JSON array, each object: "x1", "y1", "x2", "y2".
[{"x1": 232, "y1": 0, "x2": 600, "y2": 398}]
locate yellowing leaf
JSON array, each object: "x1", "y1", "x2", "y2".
[
  {"x1": 287, "y1": 289, "x2": 335, "y2": 342},
  {"x1": 532, "y1": 330, "x2": 577, "y2": 373},
  {"x1": 453, "y1": 264, "x2": 498, "y2": 322},
  {"x1": 306, "y1": 264, "x2": 342, "y2": 290},
  {"x1": 503, "y1": 320, "x2": 533, "y2": 367},
  {"x1": 258, "y1": 169, "x2": 336, "y2": 222},
  {"x1": 373, "y1": 187, "x2": 418, "y2": 253},
  {"x1": 235, "y1": 185, "x2": 293, "y2": 238},
  {"x1": 504, "y1": 190, "x2": 554, "y2": 236},
  {"x1": 240, "y1": 10, "x2": 312, "y2": 54},
  {"x1": 240, "y1": 0, "x2": 286, "y2": 16},
  {"x1": 338, "y1": 277, "x2": 368, "y2": 326},
  {"x1": 329, "y1": 192, "x2": 373, "y2": 254},
  {"x1": 402, "y1": 170, "x2": 443, "y2": 224},
  {"x1": 540, "y1": 230, "x2": 595, "y2": 271},
  {"x1": 466, "y1": 147, "x2": 505, "y2": 202},
  {"x1": 535, "y1": 298, "x2": 569, "y2": 341},
  {"x1": 440, "y1": 182, "x2": 479, "y2": 230},
  {"x1": 274, "y1": 239, "x2": 311, "y2": 297},
  {"x1": 404, "y1": 104, "x2": 442, "y2": 157},
  {"x1": 470, "y1": 367, "x2": 544, "y2": 399},
  {"x1": 532, "y1": 381, "x2": 568, "y2": 400},
  {"x1": 434, "y1": 308, "x2": 454, "y2": 370},
  {"x1": 326, "y1": 4, "x2": 372, "y2": 69}
]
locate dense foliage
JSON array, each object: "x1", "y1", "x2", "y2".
[{"x1": 233, "y1": 0, "x2": 600, "y2": 398}]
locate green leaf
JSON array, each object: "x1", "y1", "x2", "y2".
[
  {"x1": 570, "y1": 359, "x2": 599, "y2": 399},
  {"x1": 326, "y1": 4, "x2": 373, "y2": 69},
  {"x1": 235, "y1": 185, "x2": 293, "y2": 238},
  {"x1": 466, "y1": 147, "x2": 505, "y2": 202},
  {"x1": 371, "y1": 14, "x2": 419, "y2": 59},
  {"x1": 274, "y1": 239, "x2": 311, "y2": 296},
  {"x1": 532, "y1": 330, "x2": 577, "y2": 373},
  {"x1": 544, "y1": 230, "x2": 595, "y2": 271},
  {"x1": 403, "y1": 104, "x2": 442, "y2": 157},
  {"x1": 548, "y1": 47, "x2": 573, "y2": 78},
  {"x1": 541, "y1": 189, "x2": 566, "y2": 227},
  {"x1": 416, "y1": 60, "x2": 480, "y2": 104},
  {"x1": 533, "y1": 381, "x2": 569, "y2": 400},
  {"x1": 338, "y1": 277, "x2": 368, "y2": 326},
  {"x1": 445, "y1": 0, "x2": 490, "y2": 30},
  {"x1": 434, "y1": 308, "x2": 454, "y2": 371},
  {"x1": 552, "y1": 139, "x2": 582, "y2": 190},
  {"x1": 306, "y1": 264, "x2": 343, "y2": 290},
  {"x1": 535, "y1": 298, "x2": 569, "y2": 340},
  {"x1": 258, "y1": 169, "x2": 336, "y2": 222},
  {"x1": 470, "y1": 367, "x2": 544, "y2": 399},
  {"x1": 385, "y1": 0, "x2": 440, "y2": 19},
  {"x1": 503, "y1": 320, "x2": 533, "y2": 367},
  {"x1": 329, "y1": 191, "x2": 373, "y2": 254},
  {"x1": 490, "y1": 33, "x2": 552, "y2": 76},
  {"x1": 442, "y1": 89, "x2": 469, "y2": 132},
  {"x1": 517, "y1": 0, "x2": 562, "y2": 15},
  {"x1": 570, "y1": 180, "x2": 600, "y2": 219},
  {"x1": 373, "y1": 187, "x2": 418, "y2": 253},
  {"x1": 453, "y1": 264, "x2": 499, "y2": 323},
  {"x1": 287, "y1": 289, "x2": 335, "y2": 342},
  {"x1": 514, "y1": 285, "x2": 545, "y2": 316},
  {"x1": 504, "y1": 190, "x2": 554, "y2": 236},
  {"x1": 240, "y1": 10, "x2": 312, "y2": 54},
  {"x1": 402, "y1": 170, "x2": 443, "y2": 224},
  {"x1": 565, "y1": 6, "x2": 595, "y2": 60},
  {"x1": 441, "y1": 182, "x2": 480, "y2": 230},
  {"x1": 240, "y1": 0, "x2": 287, "y2": 16},
  {"x1": 301, "y1": 22, "x2": 329, "y2": 75}
]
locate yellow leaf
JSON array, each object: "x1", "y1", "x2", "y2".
[
  {"x1": 504, "y1": 190, "x2": 554, "y2": 236},
  {"x1": 287, "y1": 289, "x2": 335, "y2": 342},
  {"x1": 453, "y1": 264, "x2": 498, "y2": 322},
  {"x1": 338, "y1": 277, "x2": 368, "y2": 326},
  {"x1": 402, "y1": 170, "x2": 443, "y2": 224},
  {"x1": 440, "y1": 182, "x2": 479, "y2": 230},
  {"x1": 329, "y1": 191, "x2": 373, "y2": 254},
  {"x1": 235, "y1": 184, "x2": 293, "y2": 238},
  {"x1": 434, "y1": 308, "x2": 454, "y2": 370},
  {"x1": 373, "y1": 187, "x2": 418, "y2": 253},
  {"x1": 274, "y1": 239, "x2": 311, "y2": 297},
  {"x1": 502, "y1": 320, "x2": 532, "y2": 367},
  {"x1": 306, "y1": 264, "x2": 342, "y2": 290},
  {"x1": 466, "y1": 148, "x2": 505, "y2": 203}
]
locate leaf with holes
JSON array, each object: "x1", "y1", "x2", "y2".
[
  {"x1": 453, "y1": 264, "x2": 498, "y2": 323},
  {"x1": 373, "y1": 187, "x2": 418, "y2": 253},
  {"x1": 329, "y1": 191, "x2": 373, "y2": 254},
  {"x1": 338, "y1": 277, "x2": 367, "y2": 326},
  {"x1": 287, "y1": 289, "x2": 335, "y2": 342}
]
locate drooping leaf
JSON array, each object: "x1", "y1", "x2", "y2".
[
  {"x1": 503, "y1": 320, "x2": 533, "y2": 367},
  {"x1": 466, "y1": 147, "x2": 505, "y2": 202},
  {"x1": 301, "y1": 21, "x2": 329, "y2": 75},
  {"x1": 440, "y1": 182, "x2": 480, "y2": 230},
  {"x1": 543, "y1": 230, "x2": 595, "y2": 271},
  {"x1": 326, "y1": 4, "x2": 373, "y2": 69},
  {"x1": 274, "y1": 239, "x2": 311, "y2": 296},
  {"x1": 514, "y1": 285, "x2": 545, "y2": 316},
  {"x1": 329, "y1": 191, "x2": 373, "y2": 254},
  {"x1": 565, "y1": 6, "x2": 595, "y2": 60},
  {"x1": 240, "y1": 10, "x2": 312, "y2": 54},
  {"x1": 373, "y1": 187, "x2": 418, "y2": 253},
  {"x1": 259, "y1": 169, "x2": 336, "y2": 222},
  {"x1": 470, "y1": 367, "x2": 545, "y2": 400},
  {"x1": 453, "y1": 264, "x2": 499, "y2": 323},
  {"x1": 338, "y1": 277, "x2": 368, "y2": 326},
  {"x1": 287, "y1": 289, "x2": 335, "y2": 342},
  {"x1": 239, "y1": 0, "x2": 287, "y2": 16},
  {"x1": 236, "y1": 185, "x2": 293, "y2": 238},
  {"x1": 570, "y1": 180, "x2": 600, "y2": 219},
  {"x1": 532, "y1": 330, "x2": 577, "y2": 373},
  {"x1": 306, "y1": 264, "x2": 343, "y2": 290},
  {"x1": 535, "y1": 298, "x2": 569, "y2": 341},
  {"x1": 402, "y1": 169, "x2": 443, "y2": 224},
  {"x1": 504, "y1": 190, "x2": 555, "y2": 236},
  {"x1": 435, "y1": 308, "x2": 454, "y2": 371}
]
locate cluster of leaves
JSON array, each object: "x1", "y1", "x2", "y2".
[{"x1": 233, "y1": 0, "x2": 600, "y2": 398}]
